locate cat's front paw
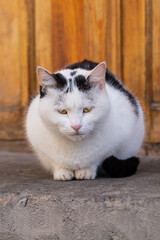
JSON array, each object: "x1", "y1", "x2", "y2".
[
  {"x1": 75, "y1": 167, "x2": 96, "y2": 180},
  {"x1": 54, "y1": 168, "x2": 74, "y2": 181}
]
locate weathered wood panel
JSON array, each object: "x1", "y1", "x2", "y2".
[
  {"x1": 122, "y1": 0, "x2": 151, "y2": 141},
  {"x1": 152, "y1": 0, "x2": 160, "y2": 103},
  {"x1": 146, "y1": 0, "x2": 160, "y2": 142},
  {"x1": 0, "y1": 0, "x2": 30, "y2": 139},
  {"x1": 35, "y1": 0, "x2": 84, "y2": 72},
  {"x1": 84, "y1": 0, "x2": 121, "y2": 78},
  {"x1": 35, "y1": 0, "x2": 53, "y2": 73},
  {"x1": 84, "y1": 0, "x2": 107, "y2": 62},
  {"x1": 35, "y1": 0, "x2": 121, "y2": 76}
]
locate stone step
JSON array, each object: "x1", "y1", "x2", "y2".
[{"x1": 0, "y1": 151, "x2": 160, "y2": 240}]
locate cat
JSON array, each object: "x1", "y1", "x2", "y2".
[{"x1": 26, "y1": 60, "x2": 145, "y2": 180}]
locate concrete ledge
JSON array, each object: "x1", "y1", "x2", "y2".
[{"x1": 0, "y1": 152, "x2": 160, "y2": 240}]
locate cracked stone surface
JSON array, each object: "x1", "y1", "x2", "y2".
[{"x1": 0, "y1": 151, "x2": 160, "y2": 240}]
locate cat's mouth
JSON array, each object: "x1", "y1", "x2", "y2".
[
  {"x1": 65, "y1": 130, "x2": 87, "y2": 140},
  {"x1": 73, "y1": 132, "x2": 83, "y2": 136},
  {"x1": 73, "y1": 129, "x2": 88, "y2": 136},
  {"x1": 67, "y1": 133, "x2": 86, "y2": 141}
]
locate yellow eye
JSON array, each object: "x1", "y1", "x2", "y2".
[
  {"x1": 83, "y1": 107, "x2": 91, "y2": 113},
  {"x1": 59, "y1": 109, "x2": 67, "y2": 114}
]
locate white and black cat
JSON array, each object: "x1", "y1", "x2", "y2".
[{"x1": 26, "y1": 60, "x2": 144, "y2": 180}]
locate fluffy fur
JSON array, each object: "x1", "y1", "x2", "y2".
[{"x1": 26, "y1": 60, "x2": 145, "y2": 180}]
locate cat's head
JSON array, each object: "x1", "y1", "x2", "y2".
[{"x1": 37, "y1": 61, "x2": 109, "y2": 141}]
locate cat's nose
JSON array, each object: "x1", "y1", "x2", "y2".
[{"x1": 71, "y1": 124, "x2": 81, "y2": 131}]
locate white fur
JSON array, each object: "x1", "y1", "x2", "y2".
[{"x1": 26, "y1": 63, "x2": 145, "y2": 180}]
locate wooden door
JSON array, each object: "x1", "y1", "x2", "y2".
[
  {"x1": 0, "y1": 0, "x2": 160, "y2": 150},
  {"x1": 0, "y1": 0, "x2": 29, "y2": 140}
]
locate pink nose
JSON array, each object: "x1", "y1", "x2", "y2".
[{"x1": 71, "y1": 124, "x2": 81, "y2": 131}]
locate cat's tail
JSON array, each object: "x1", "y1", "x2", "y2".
[{"x1": 97, "y1": 156, "x2": 140, "y2": 178}]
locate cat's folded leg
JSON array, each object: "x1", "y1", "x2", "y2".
[
  {"x1": 53, "y1": 167, "x2": 74, "y2": 181},
  {"x1": 75, "y1": 165, "x2": 97, "y2": 180}
]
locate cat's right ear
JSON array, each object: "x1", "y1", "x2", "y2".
[
  {"x1": 37, "y1": 66, "x2": 56, "y2": 88},
  {"x1": 88, "y1": 62, "x2": 106, "y2": 90}
]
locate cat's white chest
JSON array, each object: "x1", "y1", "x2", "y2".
[{"x1": 36, "y1": 123, "x2": 116, "y2": 170}]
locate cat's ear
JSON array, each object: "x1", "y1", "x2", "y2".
[
  {"x1": 37, "y1": 66, "x2": 56, "y2": 88},
  {"x1": 88, "y1": 62, "x2": 106, "y2": 89}
]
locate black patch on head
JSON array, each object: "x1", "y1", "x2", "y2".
[
  {"x1": 65, "y1": 59, "x2": 98, "y2": 71},
  {"x1": 40, "y1": 85, "x2": 46, "y2": 98},
  {"x1": 39, "y1": 73, "x2": 67, "y2": 97},
  {"x1": 97, "y1": 156, "x2": 140, "y2": 178},
  {"x1": 70, "y1": 70, "x2": 77, "y2": 76},
  {"x1": 75, "y1": 75, "x2": 91, "y2": 92},
  {"x1": 66, "y1": 59, "x2": 139, "y2": 116},
  {"x1": 51, "y1": 73, "x2": 67, "y2": 90}
]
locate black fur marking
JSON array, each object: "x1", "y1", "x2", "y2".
[
  {"x1": 65, "y1": 59, "x2": 97, "y2": 70},
  {"x1": 52, "y1": 73, "x2": 67, "y2": 90},
  {"x1": 65, "y1": 88, "x2": 69, "y2": 93},
  {"x1": 105, "y1": 69, "x2": 139, "y2": 116},
  {"x1": 97, "y1": 156, "x2": 140, "y2": 178},
  {"x1": 75, "y1": 75, "x2": 91, "y2": 92},
  {"x1": 40, "y1": 85, "x2": 46, "y2": 98},
  {"x1": 65, "y1": 59, "x2": 139, "y2": 116},
  {"x1": 70, "y1": 70, "x2": 77, "y2": 76}
]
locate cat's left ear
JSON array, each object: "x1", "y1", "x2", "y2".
[
  {"x1": 37, "y1": 66, "x2": 56, "y2": 87},
  {"x1": 88, "y1": 62, "x2": 106, "y2": 89}
]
